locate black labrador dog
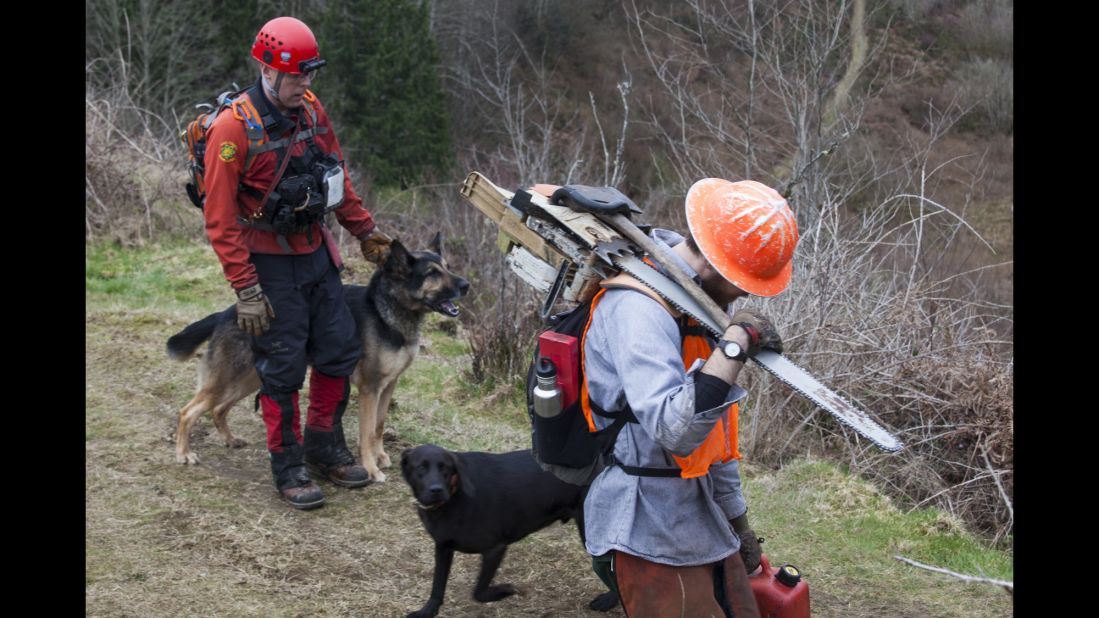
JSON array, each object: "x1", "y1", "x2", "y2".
[{"x1": 400, "y1": 444, "x2": 618, "y2": 617}]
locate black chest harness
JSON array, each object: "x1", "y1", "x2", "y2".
[{"x1": 236, "y1": 84, "x2": 346, "y2": 252}]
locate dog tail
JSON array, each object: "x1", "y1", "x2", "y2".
[{"x1": 166, "y1": 312, "x2": 222, "y2": 361}]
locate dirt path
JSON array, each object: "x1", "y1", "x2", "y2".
[{"x1": 86, "y1": 308, "x2": 612, "y2": 617}]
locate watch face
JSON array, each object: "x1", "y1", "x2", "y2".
[{"x1": 723, "y1": 341, "x2": 742, "y2": 359}]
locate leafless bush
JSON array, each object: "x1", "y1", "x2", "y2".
[
  {"x1": 86, "y1": 0, "x2": 227, "y2": 125},
  {"x1": 737, "y1": 148, "x2": 1013, "y2": 542},
  {"x1": 886, "y1": 0, "x2": 940, "y2": 21},
  {"x1": 947, "y1": 0, "x2": 1013, "y2": 60},
  {"x1": 435, "y1": 0, "x2": 634, "y2": 190},
  {"x1": 624, "y1": 0, "x2": 1011, "y2": 541},
  {"x1": 430, "y1": 1, "x2": 636, "y2": 389},
  {"x1": 444, "y1": 159, "x2": 554, "y2": 391},
  {"x1": 86, "y1": 74, "x2": 198, "y2": 245},
  {"x1": 463, "y1": 289, "x2": 544, "y2": 388},
  {"x1": 952, "y1": 59, "x2": 1013, "y2": 135},
  {"x1": 625, "y1": 0, "x2": 904, "y2": 230}
]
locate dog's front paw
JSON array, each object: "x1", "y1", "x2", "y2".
[
  {"x1": 474, "y1": 583, "x2": 517, "y2": 603},
  {"x1": 589, "y1": 590, "x2": 620, "y2": 612},
  {"x1": 365, "y1": 467, "x2": 388, "y2": 483},
  {"x1": 378, "y1": 450, "x2": 392, "y2": 469},
  {"x1": 406, "y1": 598, "x2": 441, "y2": 618},
  {"x1": 176, "y1": 451, "x2": 201, "y2": 465}
]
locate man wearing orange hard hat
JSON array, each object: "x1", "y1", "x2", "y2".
[{"x1": 582, "y1": 178, "x2": 798, "y2": 617}]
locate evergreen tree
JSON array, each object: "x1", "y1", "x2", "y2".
[{"x1": 319, "y1": 0, "x2": 452, "y2": 188}]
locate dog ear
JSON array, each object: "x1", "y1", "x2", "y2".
[
  {"x1": 400, "y1": 447, "x2": 415, "y2": 482},
  {"x1": 447, "y1": 450, "x2": 475, "y2": 498},
  {"x1": 430, "y1": 231, "x2": 443, "y2": 255},
  {"x1": 385, "y1": 239, "x2": 413, "y2": 277}
]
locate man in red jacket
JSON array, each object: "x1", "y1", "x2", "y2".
[{"x1": 202, "y1": 16, "x2": 392, "y2": 509}]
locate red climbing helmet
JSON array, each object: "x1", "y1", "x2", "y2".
[{"x1": 251, "y1": 16, "x2": 325, "y2": 74}]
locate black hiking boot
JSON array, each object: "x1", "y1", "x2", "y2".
[
  {"x1": 305, "y1": 427, "x2": 371, "y2": 488},
  {"x1": 271, "y1": 446, "x2": 326, "y2": 510}
]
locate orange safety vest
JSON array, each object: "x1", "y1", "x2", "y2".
[{"x1": 579, "y1": 274, "x2": 740, "y2": 479}]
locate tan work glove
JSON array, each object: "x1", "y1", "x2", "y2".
[
  {"x1": 360, "y1": 230, "x2": 393, "y2": 264},
  {"x1": 729, "y1": 306, "x2": 783, "y2": 355},
  {"x1": 236, "y1": 283, "x2": 276, "y2": 337},
  {"x1": 730, "y1": 512, "x2": 763, "y2": 573}
]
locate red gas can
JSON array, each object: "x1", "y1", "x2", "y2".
[{"x1": 750, "y1": 554, "x2": 811, "y2": 618}]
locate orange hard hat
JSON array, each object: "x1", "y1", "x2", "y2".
[{"x1": 685, "y1": 178, "x2": 798, "y2": 297}]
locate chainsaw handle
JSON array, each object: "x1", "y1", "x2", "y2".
[
  {"x1": 552, "y1": 185, "x2": 642, "y2": 216},
  {"x1": 602, "y1": 213, "x2": 734, "y2": 332}
]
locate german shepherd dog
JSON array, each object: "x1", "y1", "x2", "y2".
[{"x1": 166, "y1": 233, "x2": 469, "y2": 483}]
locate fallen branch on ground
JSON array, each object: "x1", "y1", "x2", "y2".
[{"x1": 894, "y1": 555, "x2": 1012, "y2": 594}]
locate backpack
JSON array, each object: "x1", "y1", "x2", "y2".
[
  {"x1": 528, "y1": 274, "x2": 723, "y2": 485},
  {"x1": 179, "y1": 84, "x2": 246, "y2": 209},
  {"x1": 526, "y1": 297, "x2": 639, "y2": 486},
  {"x1": 180, "y1": 83, "x2": 296, "y2": 210}
]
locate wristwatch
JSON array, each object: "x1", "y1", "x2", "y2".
[{"x1": 717, "y1": 339, "x2": 749, "y2": 362}]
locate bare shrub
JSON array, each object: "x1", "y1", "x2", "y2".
[
  {"x1": 623, "y1": 0, "x2": 1012, "y2": 542},
  {"x1": 434, "y1": 179, "x2": 546, "y2": 393},
  {"x1": 886, "y1": 0, "x2": 941, "y2": 21},
  {"x1": 952, "y1": 59, "x2": 1013, "y2": 135},
  {"x1": 86, "y1": 55, "x2": 198, "y2": 245},
  {"x1": 737, "y1": 156, "x2": 1013, "y2": 542},
  {"x1": 86, "y1": 0, "x2": 246, "y2": 126},
  {"x1": 868, "y1": 351, "x2": 1012, "y2": 541},
  {"x1": 337, "y1": 173, "x2": 548, "y2": 394},
  {"x1": 462, "y1": 287, "x2": 544, "y2": 388},
  {"x1": 443, "y1": 163, "x2": 550, "y2": 392},
  {"x1": 428, "y1": 3, "x2": 638, "y2": 390},
  {"x1": 946, "y1": 0, "x2": 1013, "y2": 60}
]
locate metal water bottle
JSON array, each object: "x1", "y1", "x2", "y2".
[{"x1": 532, "y1": 358, "x2": 563, "y2": 418}]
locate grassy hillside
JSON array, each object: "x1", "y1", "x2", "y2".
[{"x1": 86, "y1": 241, "x2": 1012, "y2": 617}]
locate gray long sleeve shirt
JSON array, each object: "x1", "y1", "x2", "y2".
[{"x1": 582, "y1": 229, "x2": 748, "y2": 567}]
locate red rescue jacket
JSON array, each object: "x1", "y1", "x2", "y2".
[{"x1": 202, "y1": 86, "x2": 375, "y2": 290}]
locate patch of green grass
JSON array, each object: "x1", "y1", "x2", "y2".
[
  {"x1": 746, "y1": 458, "x2": 1012, "y2": 600},
  {"x1": 86, "y1": 241, "x2": 227, "y2": 312},
  {"x1": 899, "y1": 510, "x2": 1013, "y2": 578},
  {"x1": 424, "y1": 320, "x2": 470, "y2": 358},
  {"x1": 389, "y1": 357, "x2": 528, "y2": 453}
]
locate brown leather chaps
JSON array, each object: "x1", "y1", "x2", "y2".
[{"x1": 613, "y1": 550, "x2": 761, "y2": 618}]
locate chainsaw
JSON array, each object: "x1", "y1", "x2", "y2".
[{"x1": 459, "y1": 171, "x2": 903, "y2": 452}]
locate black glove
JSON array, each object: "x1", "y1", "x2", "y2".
[
  {"x1": 730, "y1": 512, "x2": 763, "y2": 573},
  {"x1": 729, "y1": 306, "x2": 783, "y2": 355},
  {"x1": 236, "y1": 283, "x2": 276, "y2": 336}
]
